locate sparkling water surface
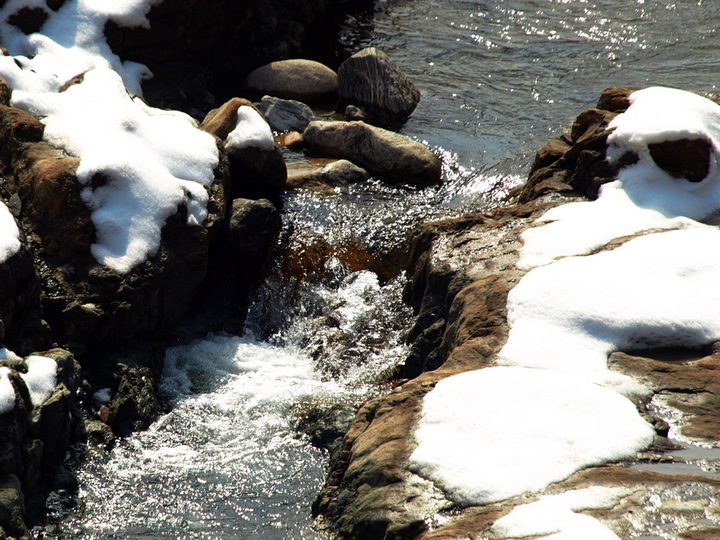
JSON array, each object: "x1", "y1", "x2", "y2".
[{"x1": 57, "y1": 1, "x2": 720, "y2": 538}]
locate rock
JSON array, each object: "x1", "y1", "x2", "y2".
[
  {"x1": 648, "y1": 137, "x2": 711, "y2": 182},
  {"x1": 245, "y1": 59, "x2": 338, "y2": 104},
  {"x1": 303, "y1": 120, "x2": 442, "y2": 185},
  {"x1": 337, "y1": 47, "x2": 420, "y2": 122},
  {"x1": 200, "y1": 97, "x2": 256, "y2": 141},
  {"x1": 225, "y1": 198, "x2": 282, "y2": 272},
  {"x1": 255, "y1": 95, "x2": 315, "y2": 132},
  {"x1": 293, "y1": 398, "x2": 357, "y2": 449},
  {"x1": 276, "y1": 131, "x2": 304, "y2": 150},
  {"x1": 7, "y1": 7, "x2": 48, "y2": 35},
  {"x1": 201, "y1": 97, "x2": 287, "y2": 200},
  {"x1": 286, "y1": 159, "x2": 369, "y2": 193},
  {"x1": 0, "y1": 475, "x2": 27, "y2": 539}
]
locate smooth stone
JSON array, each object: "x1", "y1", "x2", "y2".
[{"x1": 245, "y1": 59, "x2": 338, "y2": 104}]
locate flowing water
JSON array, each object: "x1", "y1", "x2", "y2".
[{"x1": 50, "y1": 1, "x2": 720, "y2": 538}]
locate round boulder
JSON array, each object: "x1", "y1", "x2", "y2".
[
  {"x1": 337, "y1": 47, "x2": 420, "y2": 122},
  {"x1": 245, "y1": 59, "x2": 338, "y2": 104}
]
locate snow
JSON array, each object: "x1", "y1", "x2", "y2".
[
  {"x1": 226, "y1": 106, "x2": 276, "y2": 151},
  {"x1": 409, "y1": 367, "x2": 654, "y2": 506},
  {"x1": 520, "y1": 87, "x2": 720, "y2": 269},
  {"x1": 0, "y1": 201, "x2": 20, "y2": 264},
  {"x1": 0, "y1": 367, "x2": 15, "y2": 415},
  {"x1": 0, "y1": 0, "x2": 219, "y2": 274},
  {"x1": 491, "y1": 487, "x2": 633, "y2": 539},
  {"x1": 412, "y1": 87, "x2": 720, "y2": 510},
  {"x1": 20, "y1": 355, "x2": 57, "y2": 407}
]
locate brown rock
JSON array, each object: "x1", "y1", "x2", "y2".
[
  {"x1": 648, "y1": 137, "x2": 711, "y2": 182},
  {"x1": 303, "y1": 120, "x2": 441, "y2": 186},
  {"x1": 200, "y1": 97, "x2": 256, "y2": 141},
  {"x1": 245, "y1": 59, "x2": 338, "y2": 104},
  {"x1": 276, "y1": 131, "x2": 303, "y2": 149}
]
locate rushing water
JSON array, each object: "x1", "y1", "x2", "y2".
[{"x1": 52, "y1": 1, "x2": 720, "y2": 538}]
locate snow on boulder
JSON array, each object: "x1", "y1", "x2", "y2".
[{"x1": 0, "y1": 0, "x2": 220, "y2": 275}]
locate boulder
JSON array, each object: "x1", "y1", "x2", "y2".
[
  {"x1": 245, "y1": 59, "x2": 338, "y2": 104},
  {"x1": 303, "y1": 120, "x2": 441, "y2": 185},
  {"x1": 337, "y1": 47, "x2": 420, "y2": 122},
  {"x1": 201, "y1": 98, "x2": 287, "y2": 200},
  {"x1": 255, "y1": 95, "x2": 315, "y2": 132}
]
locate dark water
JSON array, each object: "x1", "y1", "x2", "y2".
[{"x1": 51, "y1": 1, "x2": 720, "y2": 539}]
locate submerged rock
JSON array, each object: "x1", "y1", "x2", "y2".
[
  {"x1": 303, "y1": 120, "x2": 442, "y2": 185},
  {"x1": 286, "y1": 158, "x2": 369, "y2": 193},
  {"x1": 337, "y1": 47, "x2": 420, "y2": 122}
]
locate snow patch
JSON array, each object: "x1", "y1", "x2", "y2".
[
  {"x1": 20, "y1": 355, "x2": 57, "y2": 408},
  {"x1": 0, "y1": 201, "x2": 20, "y2": 264},
  {"x1": 226, "y1": 106, "x2": 276, "y2": 151},
  {"x1": 409, "y1": 367, "x2": 654, "y2": 506},
  {"x1": 520, "y1": 87, "x2": 720, "y2": 269},
  {"x1": 491, "y1": 487, "x2": 633, "y2": 539},
  {"x1": 0, "y1": 367, "x2": 15, "y2": 415}
]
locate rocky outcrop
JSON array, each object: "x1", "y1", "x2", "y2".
[
  {"x1": 304, "y1": 120, "x2": 442, "y2": 186},
  {"x1": 315, "y1": 87, "x2": 720, "y2": 540},
  {"x1": 337, "y1": 47, "x2": 420, "y2": 123}
]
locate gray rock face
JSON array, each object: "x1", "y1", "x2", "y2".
[
  {"x1": 303, "y1": 120, "x2": 441, "y2": 185},
  {"x1": 245, "y1": 59, "x2": 338, "y2": 104},
  {"x1": 337, "y1": 47, "x2": 420, "y2": 122},
  {"x1": 255, "y1": 96, "x2": 315, "y2": 133}
]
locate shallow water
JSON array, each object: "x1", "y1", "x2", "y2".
[{"x1": 54, "y1": 1, "x2": 720, "y2": 538}]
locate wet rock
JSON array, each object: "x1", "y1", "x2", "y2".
[
  {"x1": 225, "y1": 198, "x2": 282, "y2": 273},
  {"x1": 303, "y1": 120, "x2": 441, "y2": 186},
  {"x1": 245, "y1": 59, "x2": 338, "y2": 104},
  {"x1": 337, "y1": 47, "x2": 420, "y2": 123},
  {"x1": 255, "y1": 95, "x2": 315, "y2": 132},
  {"x1": 286, "y1": 159, "x2": 369, "y2": 193},
  {"x1": 294, "y1": 398, "x2": 357, "y2": 449}
]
